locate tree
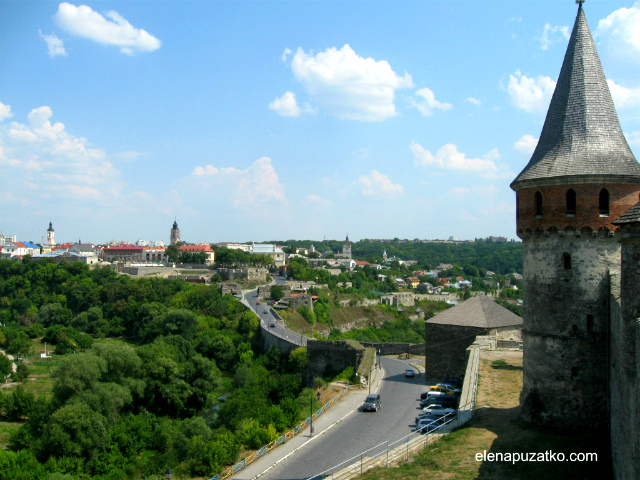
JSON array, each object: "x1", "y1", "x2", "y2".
[
  {"x1": 270, "y1": 285, "x2": 285, "y2": 301},
  {"x1": 41, "y1": 403, "x2": 109, "y2": 461},
  {"x1": 0, "y1": 353, "x2": 13, "y2": 381}
]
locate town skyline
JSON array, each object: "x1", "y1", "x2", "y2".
[{"x1": 2, "y1": 1, "x2": 639, "y2": 244}]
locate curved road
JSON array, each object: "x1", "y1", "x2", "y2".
[{"x1": 259, "y1": 356, "x2": 427, "y2": 480}]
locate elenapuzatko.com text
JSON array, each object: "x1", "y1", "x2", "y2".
[{"x1": 475, "y1": 451, "x2": 597, "y2": 464}]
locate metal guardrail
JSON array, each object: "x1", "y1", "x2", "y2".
[
  {"x1": 216, "y1": 385, "x2": 351, "y2": 480},
  {"x1": 305, "y1": 347, "x2": 481, "y2": 480}
]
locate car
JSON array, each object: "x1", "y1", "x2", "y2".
[
  {"x1": 263, "y1": 310, "x2": 268, "y2": 314},
  {"x1": 362, "y1": 393, "x2": 381, "y2": 412},
  {"x1": 415, "y1": 413, "x2": 446, "y2": 426},
  {"x1": 422, "y1": 405, "x2": 456, "y2": 416},
  {"x1": 429, "y1": 385, "x2": 456, "y2": 395},
  {"x1": 405, "y1": 369, "x2": 415, "y2": 378},
  {"x1": 256, "y1": 301, "x2": 261, "y2": 305},
  {"x1": 415, "y1": 417, "x2": 444, "y2": 433},
  {"x1": 443, "y1": 377, "x2": 463, "y2": 389},
  {"x1": 269, "y1": 322, "x2": 276, "y2": 328},
  {"x1": 437, "y1": 383, "x2": 462, "y2": 394},
  {"x1": 420, "y1": 395, "x2": 457, "y2": 409}
]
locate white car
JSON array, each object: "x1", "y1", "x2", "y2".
[
  {"x1": 405, "y1": 369, "x2": 415, "y2": 378},
  {"x1": 422, "y1": 405, "x2": 456, "y2": 417}
]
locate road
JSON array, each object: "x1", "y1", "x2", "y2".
[
  {"x1": 258, "y1": 356, "x2": 428, "y2": 480},
  {"x1": 242, "y1": 274, "x2": 307, "y2": 346}
]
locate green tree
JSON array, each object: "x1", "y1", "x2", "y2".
[{"x1": 270, "y1": 285, "x2": 285, "y2": 301}]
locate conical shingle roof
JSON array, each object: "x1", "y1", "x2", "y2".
[
  {"x1": 425, "y1": 296, "x2": 522, "y2": 329},
  {"x1": 511, "y1": 4, "x2": 640, "y2": 191}
]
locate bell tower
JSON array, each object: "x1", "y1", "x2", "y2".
[
  {"x1": 170, "y1": 219, "x2": 180, "y2": 246},
  {"x1": 511, "y1": 2, "x2": 640, "y2": 429},
  {"x1": 46, "y1": 221, "x2": 55, "y2": 247}
]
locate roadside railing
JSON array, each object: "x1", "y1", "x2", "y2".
[
  {"x1": 213, "y1": 384, "x2": 351, "y2": 480},
  {"x1": 305, "y1": 346, "x2": 482, "y2": 480}
]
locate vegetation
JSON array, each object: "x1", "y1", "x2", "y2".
[{"x1": 0, "y1": 259, "x2": 320, "y2": 479}]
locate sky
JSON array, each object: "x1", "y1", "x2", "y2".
[{"x1": 1, "y1": 1, "x2": 640, "y2": 246}]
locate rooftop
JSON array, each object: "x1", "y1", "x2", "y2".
[{"x1": 511, "y1": 4, "x2": 640, "y2": 191}]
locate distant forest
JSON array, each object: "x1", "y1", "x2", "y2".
[{"x1": 273, "y1": 238, "x2": 523, "y2": 275}]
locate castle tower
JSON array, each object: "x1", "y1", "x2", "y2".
[
  {"x1": 47, "y1": 221, "x2": 55, "y2": 246},
  {"x1": 342, "y1": 234, "x2": 352, "y2": 258},
  {"x1": 510, "y1": 2, "x2": 640, "y2": 429},
  {"x1": 170, "y1": 219, "x2": 180, "y2": 246}
]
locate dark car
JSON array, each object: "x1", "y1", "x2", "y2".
[
  {"x1": 362, "y1": 393, "x2": 381, "y2": 412},
  {"x1": 444, "y1": 377, "x2": 463, "y2": 389},
  {"x1": 420, "y1": 395, "x2": 457, "y2": 409}
]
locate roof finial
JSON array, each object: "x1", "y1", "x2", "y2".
[{"x1": 576, "y1": 0, "x2": 585, "y2": 7}]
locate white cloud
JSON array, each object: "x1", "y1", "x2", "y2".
[
  {"x1": 54, "y1": 2, "x2": 161, "y2": 55},
  {"x1": 465, "y1": 97, "x2": 481, "y2": 106},
  {"x1": 627, "y1": 131, "x2": 640, "y2": 146},
  {"x1": 448, "y1": 186, "x2": 471, "y2": 199},
  {"x1": 269, "y1": 91, "x2": 316, "y2": 117},
  {"x1": 191, "y1": 157, "x2": 286, "y2": 206},
  {"x1": 0, "y1": 102, "x2": 13, "y2": 122},
  {"x1": 281, "y1": 48, "x2": 292, "y2": 63},
  {"x1": 514, "y1": 134, "x2": 538, "y2": 154},
  {"x1": 506, "y1": 71, "x2": 556, "y2": 113},
  {"x1": 39, "y1": 30, "x2": 67, "y2": 57},
  {"x1": 304, "y1": 194, "x2": 334, "y2": 208},
  {"x1": 289, "y1": 44, "x2": 413, "y2": 121},
  {"x1": 597, "y1": 3, "x2": 640, "y2": 59},
  {"x1": 607, "y1": 79, "x2": 640, "y2": 108},
  {"x1": 539, "y1": 23, "x2": 569, "y2": 50},
  {"x1": 409, "y1": 88, "x2": 452, "y2": 116},
  {"x1": 410, "y1": 142, "x2": 501, "y2": 176},
  {"x1": 269, "y1": 92, "x2": 300, "y2": 116},
  {"x1": 357, "y1": 170, "x2": 404, "y2": 198},
  {"x1": 0, "y1": 103, "x2": 125, "y2": 203}
]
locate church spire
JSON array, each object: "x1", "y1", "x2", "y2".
[{"x1": 511, "y1": 2, "x2": 640, "y2": 191}]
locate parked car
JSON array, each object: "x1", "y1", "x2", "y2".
[
  {"x1": 415, "y1": 413, "x2": 446, "y2": 426},
  {"x1": 362, "y1": 393, "x2": 381, "y2": 412},
  {"x1": 405, "y1": 369, "x2": 415, "y2": 378},
  {"x1": 422, "y1": 405, "x2": 456, "y2": 417},
  {"x1": 437, "y1": 383, "x2": 461, "y2": 394},
  {"x1": 420, "y1": 395, "x2": 457, "y2": 409},
  {"x1": 429, "y1": 385, "x2": 456, "y2": 395},
  {"x1": 269, "y1": 322, "x2": 276, "y2": 328},
  {"x1": 415, "y1": 417, "x2": 444, "y2": 433},
  {"x1": 263, "y1": 310, "x2": 268, "y2": 314},
  {"x1": 256, "y1": 301, "x2": 261, "y2": 305},
  {"x1": 443, "y1": 377, "x2": 463, "y2": 389}
]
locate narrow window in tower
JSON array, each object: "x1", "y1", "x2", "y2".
[
  {"x1": 535, "y1": 192, "x2": 542, "y2": 217},
  {"x1": 599, "y1": 189, "x2": 610, "y2": 216},
  {"x1": 572, "y1": 324, "x2": 578, "y2": 332},
  {"x1": 516, "y1": 195, "x2": 519, "y2": 220},
  {"x1": 571, "y1": 367, "x2": 578, "y2": 379},
  {"x1": 586, "y1": 314, "x2": 594, "y2": 332},
  {"x1": 566, "y1": 189, "x2": 576, "y2": 216},
  {"x1": 563, "y1": 253, "x2": 571, "y2": 270}
]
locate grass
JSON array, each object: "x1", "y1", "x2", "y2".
[{"x1": 358, "y1": 350, "x2": 611, "y2": 480}]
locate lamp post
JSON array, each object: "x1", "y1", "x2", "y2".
[
  {"x1": 165, "y1": 468, "x2": 173, "y2": 480},
  {"x1": 310, "y1": 390, "x2": 321, "y2": 436}
]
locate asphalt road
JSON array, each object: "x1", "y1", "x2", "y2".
[
  {"x1": 258, "y1": 356, "x2": 428, "y2": 480},
  {"x1": 243, "y1": 276, "x2": 306, "y2": 346}
]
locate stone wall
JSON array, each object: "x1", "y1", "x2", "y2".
[
  {"x1": 424, "y1": 323, "x2": 486, "y2": 378},
  {"x1": 520, "y1": 231, "x2": 617, "y2": 429},
  {"x1": 306, "y1": 340, "x2": 365, "y2": 383},
  {"x1": 609, "y1": 223, "x2": 640, "y2": 480},
  {"x1": 216, "y1": 267, "x2": 268, "y2": 282}
]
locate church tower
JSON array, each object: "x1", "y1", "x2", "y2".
[
  {"x1": 47, "y1": 221, "x2": 55, "y2": 247},
  {"x1": 342, "y1": 234, "x2": 352, "y2": 258},
  {"x1": 170, "y1": 219, "x2": 180, "y2": 246},
  {"x1": 511, "y1": 2, "x2": 640, "y2": 429}
]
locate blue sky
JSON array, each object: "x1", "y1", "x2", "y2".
[{"x1": 1, "y1": 1, "x2": 640, "y2": 245}]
